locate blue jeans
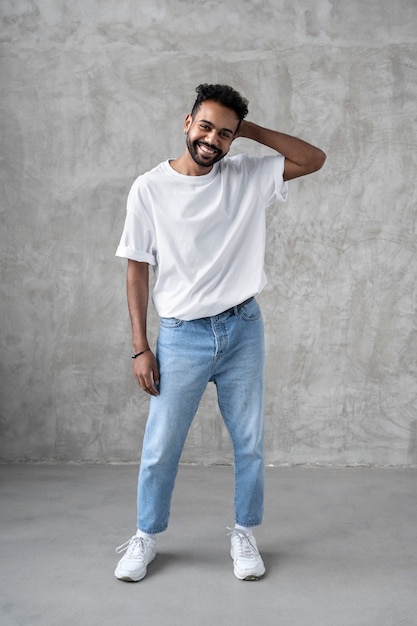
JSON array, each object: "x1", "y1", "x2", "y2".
[{"x1": 137, "y1": 298, "x2": 265, "y2": 534}]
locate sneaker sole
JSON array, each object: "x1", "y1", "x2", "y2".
[
  {"x1": 116, "y1": 574, "x2": 145, "y2": 582},
  {"x1": 234, "y1": 569, "x2": 265, "y2": 581}
]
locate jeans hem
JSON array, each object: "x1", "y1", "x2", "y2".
[
  {"x1": 235, "y1": 520, "x2": 263, "y2": 528},
  {"x1": 137, "y1": 525, "x2": 168, "y2": 535}
]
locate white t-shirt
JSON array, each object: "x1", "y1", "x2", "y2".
[{"x1": 116, "y1": 153, "x2": 288, "y2": 320}]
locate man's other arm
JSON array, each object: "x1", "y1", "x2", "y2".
[{"x1": 126, "y1": 259, "x2": 160, "y2": 396}]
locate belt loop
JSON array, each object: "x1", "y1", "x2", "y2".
[{"x1": 233, "y1": 305, "x2": 239, "y2": 315}]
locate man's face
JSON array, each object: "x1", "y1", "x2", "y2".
[{"x1": 184, "y1": 100, "x2": 240, "y2": 169}]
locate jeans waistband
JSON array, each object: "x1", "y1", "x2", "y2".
[{"x1": 220, "y1": 297, "x2": 254, "y2": 316}]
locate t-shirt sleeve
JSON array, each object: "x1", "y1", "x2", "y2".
[
  {"x1": 242, "y1": 153, "x2": 288, "y2": 206},
  {"x1": 271, "y1": 154, "x2": 288, "y2": 203},
  {"x1": 115, "y1": 178, "x2": 156, "y2": 265}
]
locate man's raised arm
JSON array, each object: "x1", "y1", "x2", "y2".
[{"x1": 235, "y1": 120, "x2": 326, "y2": 181}]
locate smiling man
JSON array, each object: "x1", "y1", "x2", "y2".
[
  {"x1": 183, "y1": 100, "x2": 237, "y2": 169},
  {"x1": 114, "y1": 84, "x2": 325, "y2": 582}
]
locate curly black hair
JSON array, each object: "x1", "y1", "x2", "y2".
[{"x1": 191, "y1": 84, "x2": 249, "y2": 126}]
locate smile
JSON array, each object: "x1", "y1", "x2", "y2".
[{"x1": 197, "y1": 142, "x2": 220, "y2": 156}]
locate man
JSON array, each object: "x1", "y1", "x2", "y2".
[{"x1": 114, "y1": 84, "x2": 325, "y2": 582}]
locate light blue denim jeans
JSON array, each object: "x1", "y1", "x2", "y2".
[{"x1": 137, "y1": 298, "x2": 265, "y2": 534}]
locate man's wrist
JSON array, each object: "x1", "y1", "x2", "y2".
[{"x1": 131, "y1": 348, "x2": 151, "y2": 359}]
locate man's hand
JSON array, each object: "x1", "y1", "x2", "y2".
[
  {"x1": 233, "y1": 119, "x2": 250, "y2": 141},
  {"x1": 132, "y1": 350, "x2": 160, "y2": 396}
]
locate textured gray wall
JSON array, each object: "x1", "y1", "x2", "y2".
[{"x1": 1, "y1": 0, "x2": 416, "y2": 465}]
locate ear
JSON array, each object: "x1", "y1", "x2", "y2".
[{"x1": 184, "y1": 113, "x2": 192, "y2": 134}]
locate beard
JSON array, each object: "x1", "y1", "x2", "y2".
[{"x1": 186, "y1": 134, "x2": 227, "y2": 168}]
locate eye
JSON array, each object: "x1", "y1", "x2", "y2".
[{"x1": 221, "y1": 132, "x2": 232, "y2": 139}]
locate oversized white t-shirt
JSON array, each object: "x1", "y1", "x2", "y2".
[{"x1": 116, "y1": 153, "x2": 288, "y2": 320}]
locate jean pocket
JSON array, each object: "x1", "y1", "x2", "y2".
[
  {"x1": 160, "y1": 317, "x2": 184, "y2": 328},
  {"x1": 239, "y1": 299, "x2": 261, "y2": 321}
]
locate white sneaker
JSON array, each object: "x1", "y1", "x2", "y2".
[
  {"x1": 114, "y1": 535, "x2": 156, "y2": 582},
  {"x1": 229, "y1": 529, "x2": 265, "y2": 580}
]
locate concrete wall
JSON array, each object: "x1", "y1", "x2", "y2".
[{"x1": 1, "y1": 0, "x2": 416, "y2": 465}]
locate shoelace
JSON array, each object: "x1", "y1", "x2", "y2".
[
  {"x1": 227, "y1": 528, "x2": 259, "y2": 558},
  {"x1": 115, "y1": 536, "x2": 147, "y2": 557}
]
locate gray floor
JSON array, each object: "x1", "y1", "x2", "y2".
[{"x1": 1, "y1": 464, "x2": 416, "y2": 626}]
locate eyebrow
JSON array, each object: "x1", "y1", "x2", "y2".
[{"x1": 198, "y1": 119, "x2": 236, "y2": 135}]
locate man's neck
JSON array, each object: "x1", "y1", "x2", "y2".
[{"x1": 169, "y1": 152, "x2": 213, "y2": 176}]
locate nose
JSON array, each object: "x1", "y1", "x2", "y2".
[{"x1": 205, "y1": 129, "x2": 220, "y2": 147}]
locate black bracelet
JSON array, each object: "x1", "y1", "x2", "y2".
[{"x1": 131, "y1": 348, "x2": 151, "y2": 359}]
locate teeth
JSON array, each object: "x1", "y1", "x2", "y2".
[{"x1": 199, "y1": 143, "x2": 217, "y2": 154}]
